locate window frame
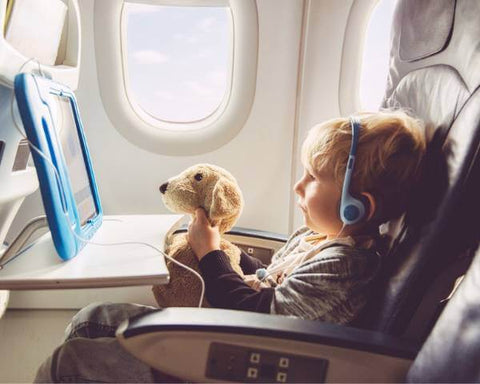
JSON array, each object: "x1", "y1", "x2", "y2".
[{"x1": 94, "y1": 0, "x2": 258, "y2": 155}]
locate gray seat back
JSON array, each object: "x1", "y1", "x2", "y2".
[
  {"x1": 356, "y1": 0, "x2": 480, "y2": 338},
  {"x1": 407, "y1": 244, "x2": 480, "y2": 382}
]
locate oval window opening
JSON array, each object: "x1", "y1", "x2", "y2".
[
  {"x1": 123, "y1": 3, "x2": 232, "y2": 125},
  {"x1": 359, "y1": 0, "x2": 396, "y2": 111}
]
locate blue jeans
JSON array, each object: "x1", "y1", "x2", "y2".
[{"x1": 34, "y1": 303, "x2": 180, "y2": 383}]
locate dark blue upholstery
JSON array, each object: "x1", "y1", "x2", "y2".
[
  {"x1": 407, "y1": 244, "x2": 480, "y2": 382},
  {"x1": 356, "y1": 0, "x2": 480, "y2": 338}
]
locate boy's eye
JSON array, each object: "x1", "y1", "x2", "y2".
[{"x1": 194, "y1": 173, "x2": 203, "y2": 181}]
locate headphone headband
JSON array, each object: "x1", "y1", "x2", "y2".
[
  {"x1": 339, "y1": 117, "x2": 366, "y2": 225},
  {"x1": 348, "y1": 117, "x2": 361, "y2": 156}
]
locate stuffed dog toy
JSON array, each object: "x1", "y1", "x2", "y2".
[{"x1": 152, "y1": 164, "x2": 244, "y2": 308}]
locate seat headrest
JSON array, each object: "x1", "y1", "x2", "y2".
[
  {"x1": 384, "y1": 0, "x2": 480, "y2": 136},
  {"x1": 398, "y1": 0, "x2": 454, "y2": 62}
]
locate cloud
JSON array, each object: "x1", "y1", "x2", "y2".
[
  {"x1": 185, "y1": 81, "x2": 215, "y2": 97},
  {"x1": 174, "y1": 33, "x2": 199, "y2": 44},
  {"x1": 207, "y1": 70, "x2": 227, "y2": 87},
  {"x1": 194, "y1": 49, "x2": 213, "y2": 59},
  {"x1": 197, "y1": 17, "x2": 216, "y2": 32},
  {"x1": 132, "y1": 50, "x2": 169, "y2": 65},
  {"x1": 154, "y1": 91, "x2": 175, "y2": 101}
]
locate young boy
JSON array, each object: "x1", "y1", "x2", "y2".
[
  {"x1": 188, "y1": 110, "x2": 425, "y2": 323},
  {"x1": 35, "y1": 110, "x2": 425, "y2": 382}
]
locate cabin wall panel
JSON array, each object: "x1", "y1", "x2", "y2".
[
  {"x1": 6, "y1": 0, "x2": 304, "y2": 308},
  {"x1": 8, "y1": 0, "x2": 304, "y2": 244},
  {"x1": 80, "y1": 0, "x2": 303, "y2": 235},
  {"x1": 291, "y1": 0, "x2": 354, "y2": 230},
  {"x1": 5, "y1": 0, "x2": 366, "y2": 309}
]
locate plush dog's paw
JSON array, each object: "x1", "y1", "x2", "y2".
[
  {"x1": 152, "y1": 282, "x2": 210, "y2": 308},
  {"x1": 151, "y1": 284, "x2": 176, "y2": 308}
]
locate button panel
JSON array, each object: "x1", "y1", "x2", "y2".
[{"x1": 206, "y1": 342, "x2": 328, "y2": 382}]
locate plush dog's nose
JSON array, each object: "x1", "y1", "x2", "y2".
[{"x1": 159, "y1": 182, "x2": 168, "y2": 194}]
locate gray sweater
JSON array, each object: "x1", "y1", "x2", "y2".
[
  {"x1": 270, "y1": 227, "x2": 381, "y2": 323},
  {"x1": 199, "y1": 226, "x2": 381, "y2": 324}
]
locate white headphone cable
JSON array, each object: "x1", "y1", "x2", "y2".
[{"x1": 256, "y1": 223, "x2": 349, "y2": 283}]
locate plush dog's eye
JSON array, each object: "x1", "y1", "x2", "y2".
[{"x1": 194, "y1": 173, "x2": 203, "y2": 181}]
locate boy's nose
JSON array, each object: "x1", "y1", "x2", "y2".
[
  {"x1": 293, "y1": 181, "x2": 302, "y2": 196},
  {"x1": 293, "y1": 179, "x2": 303, "y2": 195},
  {"x1": 159, "y1": 182, "x2": 168, "y2": 194}
]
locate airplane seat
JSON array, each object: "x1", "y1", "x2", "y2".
[
  {"x1": 113, "y1": 2, "x2": 480, "y2": 380},
  {"x1": 355, "y1": 0, "x2": 480, "y2": 339},
  {"x1": 406, "y1": 243, "x2": 480, "y2": 382},
  {"x1": 116, "y1": 246, "x2": 480, "y2": 382}
]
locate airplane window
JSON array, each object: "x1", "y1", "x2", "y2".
[
  {"x1": 123, "y1": 3, "x2": 232, "y2": 124},
  {"x1": 360, "y1": 0, "x2": 396, "y2": 111}
]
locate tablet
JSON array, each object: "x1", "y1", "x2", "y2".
[{"x1": 14, "y1": 73, "x2": 102, "y2": 260}]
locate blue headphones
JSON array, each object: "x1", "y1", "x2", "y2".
[{"x1": 339, "y1": 117, "x2": 366, "y2": 225}]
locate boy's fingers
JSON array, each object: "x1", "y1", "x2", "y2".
[
  {"x1": 195, "y1": 208, "x2": 209, "y2": 224},
  {"x1": 194, "y1": 208, "x2": 218, "y2": 229}
]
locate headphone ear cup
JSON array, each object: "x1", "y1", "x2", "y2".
[{"x1": 340, "y1": 194, "x2": 366, "y2": 225}]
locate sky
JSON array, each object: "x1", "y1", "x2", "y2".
[{"x1": 124, "y1": 3, "x2": 231, "y2": 123}]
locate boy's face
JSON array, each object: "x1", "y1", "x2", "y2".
[{"x1": 294, "y1": 166, "x2": 343, "y2": 236}]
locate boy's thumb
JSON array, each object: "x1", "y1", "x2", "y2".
[{"x1": 195, "y1": 208, "x2": 209, "y2": 223}]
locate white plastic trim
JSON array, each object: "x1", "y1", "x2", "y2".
[
  {"x1": 126, "y1": 0, "x2": 228, "y2": 6},
  {"x1": 94, "y1": 0, "x2": 258, "y2": 156},
  {"x1": 0, "y1": 290, "x2": 8, "y2": 319},
  {"x1": 0, "y1": 0, "x2": 81, "y2": 89},
  {"x1": 338, "y1": 0, "x2": 379, "y2": 116}
]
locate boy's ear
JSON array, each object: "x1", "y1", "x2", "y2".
[{"x1": 361, "y1": 192, "x2": 376, "y2": 221}]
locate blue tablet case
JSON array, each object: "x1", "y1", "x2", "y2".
[{"x1": 14, "y1": 73, "x2": 102, "y2": 260}]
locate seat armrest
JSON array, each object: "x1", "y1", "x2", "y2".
[
  {"x1": 173, "y1": 225, "x2": 288, "y2": 243},
  {"x1": 117, "y1": 308, "x2": 418, "y2": 382},
  {"x1": 173, "y1": 226, "x2": 288, "y2": 264},
  {"x1": 226, "y1": 227, "x2": 289, "y2": 243}
]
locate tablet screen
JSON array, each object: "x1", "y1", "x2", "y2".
[{"x1": 51, "y1": 94, "x2": 97, "y2": 226}]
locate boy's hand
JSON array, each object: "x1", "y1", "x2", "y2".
[{"x1": 188, "y1": 208, "x2": 221, "y2": 260}]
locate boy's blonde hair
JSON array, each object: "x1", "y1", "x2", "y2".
[{"x1": 301, "y1": 110, "x2": 426, "y2": 223}]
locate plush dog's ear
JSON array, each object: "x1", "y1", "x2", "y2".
[{"x1": 209, "y1": 179, "x2": 242, "y2": 232}]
